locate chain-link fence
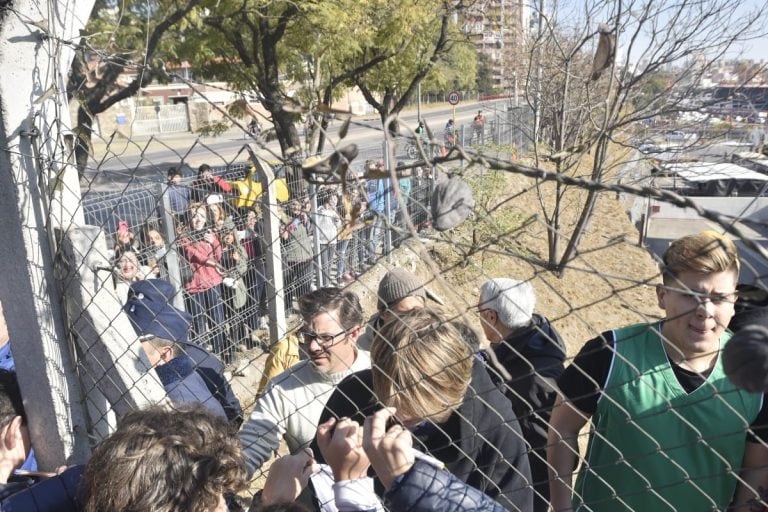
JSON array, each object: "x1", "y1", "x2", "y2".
[{"x1": 3, "y1": 25, "x2": 768, "y2": 512}]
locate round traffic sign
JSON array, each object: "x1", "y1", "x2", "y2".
[{"x1": 448, "y1": 91, "x2": 460, "y2": 105}]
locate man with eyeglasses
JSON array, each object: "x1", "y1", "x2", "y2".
[
  {"x1": 240, "y1": 287, "x2": 369, "y2": 476},
  {"x1": 548, "y1": 231, "x2": 768, "y2": 511}
]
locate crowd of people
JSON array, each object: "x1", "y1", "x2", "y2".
[
  {"x1": 108, "y1": 162, "x2": 433, "y2": 363},
  {"x1": 31, "y1": 179, "x2": 768, "y2": 511}
]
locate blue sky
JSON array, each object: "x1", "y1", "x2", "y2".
[{"x1": 541, "y1": 0, "x2": 768, "y2": 64}]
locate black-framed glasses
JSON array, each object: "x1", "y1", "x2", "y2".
[{"x1": 299, "y1": 327, "x2": 349, "y2": 347}]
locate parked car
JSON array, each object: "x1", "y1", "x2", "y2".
[
  {"x1": 639, "y1": 143, "x2": 662, "y2": 154},
  {"x1": 664, "y1": 130, "x2": 686, "y2": 142}
]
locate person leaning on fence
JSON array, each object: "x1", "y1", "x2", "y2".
[
  {"x1": 139, "y1": 224, "x2": 169, "y2": 279},
  {"x1": 357, "y1": 268, "x2": 427, "y2": 352},
  {"x1": 124, "y1": 278, "x2": 243, "y2": 426},
  {"x1": 239, "y1": 287, "x2": 370, "y2": 477},
  {"x1": 80, "y1": 404, "x2": 247, "y2": 512},
  {"x1": 478, "y1": 278, "x2": 566, "y2": 512},
  {"x1": 281, "y1": 200, "x2": 314, "y2": 313},
  {"x1": 314, "y1": 307, "x2": 533, "y2": 511},
  {"x1": 548, "y1": 231, "x2": 768, "y2": 512},
  {"x1": 335, "y1": 188, "x2": 355, "y2": 285},
  {"x1": 124, "y1": 279, "x2": 227, "y2": 419},
  {"x1": 219, "y1": 216, "x2": 249, "y2": 349},
  {"x1": 178, "y1": 202, "x2": 230, "y2": 363},
  {"x1": 241, "y1": 207, "x2": 268, "y2": 338},
  {"x1": 315, "y1": 191, "x2": 342, "y2": 287}
]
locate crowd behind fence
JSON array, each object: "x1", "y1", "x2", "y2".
[
  {"x1": 8, "y1": 91, "x2": 768, "y2": 512},
  {"x1": 82, "y1": 158, "x2": 436, "y2": 363},
  {"x1": 78, "y1": 104, "x2": 530, "y2": 363}
]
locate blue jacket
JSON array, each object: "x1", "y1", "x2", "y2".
[
  {"x1": 180, "y1": 343, "x2": 243, "y2": 427},
  {"x1": 384, "y1": 460, "x2": 510, "y2": 512},
  {"x1": 1, "y1": 465, "x2": 83, "y2": 512},
  {"x1": 155, "y1": 355, "x2": 227, "y2": 419}
]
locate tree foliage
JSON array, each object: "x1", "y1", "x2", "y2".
[
  {"x1": 177, "y1": 0, "x2": 473, "y2": 155},
  {"x1": 68, "y1": 0, "x2": 204, "y2": 175}
]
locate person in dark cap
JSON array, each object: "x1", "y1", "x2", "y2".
[
  {"x1": 357, "y1": 268, "x2": 427, "y2": 352},
  {"x1": 166, "y1": 166, "x2": 188, "y2": 217},
  {"x1": 124, "y1": 279, "x2": 242, "y2": 425}
]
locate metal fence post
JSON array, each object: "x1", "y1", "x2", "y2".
[
  {"x1": 159, "y1": 189, "x2": 186, "y2": 310},
  {"x1": 309, "y1": 182, "x2": 323, "y2": 287},
  {"x1": 0, "y1": 0, "x2": 96, "y2": 468},
  {"x1": 382, "y1": 141, "x2": 393, "y2": 257},
  {"x1": 59, "y1": 226, "x2": 169, "y2": 442},
  {"x1": 254, "y1": 158, "x2": 287, "y2": 344}
]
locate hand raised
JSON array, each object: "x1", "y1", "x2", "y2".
[
  {"x1": 316, "y1": 417, "x2": 370, "y2": 482},
  {"x1": 362, "y1": 407, "x2": 415, "y2": 489},
  {"x1": 261, "y1": 448, "x2": 318, "y2": 505}
]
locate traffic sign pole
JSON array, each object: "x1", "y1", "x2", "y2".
[
  {"x1": 452, "y1": 105, "x2": 456, "y2": 143},
  {"x1": 448, "y1": 90, "x2": 460, "y2": 147}
]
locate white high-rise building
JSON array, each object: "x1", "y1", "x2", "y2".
[{"x1": 462, "y1": 0, "x2": 530, "y2": 91}]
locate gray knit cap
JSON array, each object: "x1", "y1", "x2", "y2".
[
  {"x1": 431, "y1": 176, "x2": 474, "y2": 231},
  {"x1": 377, "y1": 268, "x2": 426, "y2": 311}
]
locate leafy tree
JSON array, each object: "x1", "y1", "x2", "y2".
[
  {"x1": 182, "y1": 0, "x2": 474, "y2": 157},
  {"x1": 67, "y1": 0, "x2": 204, "y2": 176},
  {"x1": 349, "y1": 0, "x2": 474, "y2": 136}
]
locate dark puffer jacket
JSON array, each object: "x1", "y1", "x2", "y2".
[
  {"x1": 383, "y1": 459, "x2": 510, "y2": 512},
  {"x1": 1, "y1": 465, "x2": 83, "y2": 511},
  {"x1": 486, "y1": 314, "x2": 565, "y2": 512},
  {"x1": 316, "y1": 359, "x2": 533, "y2": 511}
]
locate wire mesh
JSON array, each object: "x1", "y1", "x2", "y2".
[{"x1": 5, "y1": 56, "x2": 768, "y2": 512}]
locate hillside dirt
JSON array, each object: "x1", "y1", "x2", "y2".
[{"x1": 386, "y1": 162, "x2": 663, "y2": 357}]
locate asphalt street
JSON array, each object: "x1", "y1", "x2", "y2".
[{"x1": 83, "y1": 100, "x2": 509, "y2": 191}]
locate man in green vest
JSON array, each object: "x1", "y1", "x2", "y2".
[{"x1": 548, "y1": 231, "x2": 768, "y2": 511}]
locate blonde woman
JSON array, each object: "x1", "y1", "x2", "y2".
[{"x1": 314, "y1": 307, "x2": 532, "y2": 510}]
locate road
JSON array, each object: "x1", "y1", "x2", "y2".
[{"x1": 84, "y1": 100, "x2": 508, "y2": 190}]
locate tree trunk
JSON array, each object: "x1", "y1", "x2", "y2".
[{"x1": 75, "y1": 105, "x2": 93, "y2": 179}]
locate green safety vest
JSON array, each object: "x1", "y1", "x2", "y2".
[{"x1": 574, "y1": 323, "x2": 762, "y2": 511}]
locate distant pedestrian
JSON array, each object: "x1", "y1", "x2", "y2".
[
  {"x1": 472, "y1": 110, "x2": 485, "y2": 144},
  {"x1": 444, "y1": 119, "x2": 455, "y2": 146},
  {"x1": 166, "y1": 167, "x2": 189, "y2": 217}
]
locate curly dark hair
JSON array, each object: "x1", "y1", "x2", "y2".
[{"x1": 80, "y1": 404, "x2": 247, "y2": 512}]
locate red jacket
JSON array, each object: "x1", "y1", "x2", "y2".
[{"x1": 181, "y1": 234, "x2": 222, "y2": 293}]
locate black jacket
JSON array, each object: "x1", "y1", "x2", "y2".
[
  {"x1": 316, "y1": 358, "x2": 533, "y2": 511},
  {"x1": 487, "y1": 314, "x2": 565, "y2": 512},
  {"x1": 1, "y1": 465, "x2": 83, "y2": 512}
]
